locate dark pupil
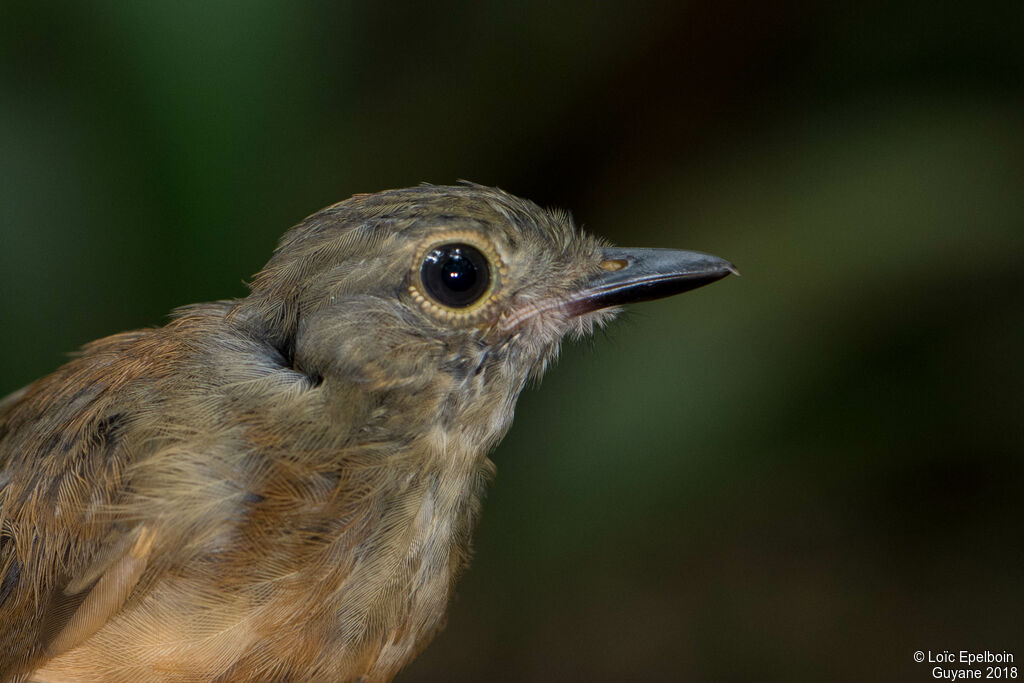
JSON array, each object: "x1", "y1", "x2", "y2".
[
  {"x1": 421, "y1": 243, "x2": 490, "y2": 308},
  {"x1": 440, "y1": 253, "x2": 476, "y2": 291}
]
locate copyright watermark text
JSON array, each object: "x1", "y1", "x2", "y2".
[{"x1": 913, "y1": 650, "x2": 1017, "y2": 680}]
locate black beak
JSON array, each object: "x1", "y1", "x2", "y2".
[{"x1": 567, "y1": 248, "x2": 737, "y2": 316}]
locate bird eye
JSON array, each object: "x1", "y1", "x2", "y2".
[{"x1": 420, "y1": 243, "x2": 491, "y2": 308}]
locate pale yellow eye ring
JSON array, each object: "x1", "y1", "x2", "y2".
[{"x1": 408, "y1": 230, "x2": 508, "y2": 325}]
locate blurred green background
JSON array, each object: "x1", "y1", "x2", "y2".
[{"x1": 2, "y1": 2, "x2": 1022, "y2": 681}]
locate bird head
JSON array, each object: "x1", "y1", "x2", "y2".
[{"x1": 231, "y1": 183, "x2": 734, "y2": 444}]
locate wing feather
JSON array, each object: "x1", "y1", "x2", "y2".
[{"x1": 0, "y1": 331, "x2": 154, "y2": 679}]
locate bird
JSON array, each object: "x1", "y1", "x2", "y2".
[{"x1": 0, "y1": 183, "x2": 734, "y2": 681}]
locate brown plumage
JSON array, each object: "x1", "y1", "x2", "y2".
[{"x1": 0, "y1": 183, "x2": 734, "y2": 681}]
